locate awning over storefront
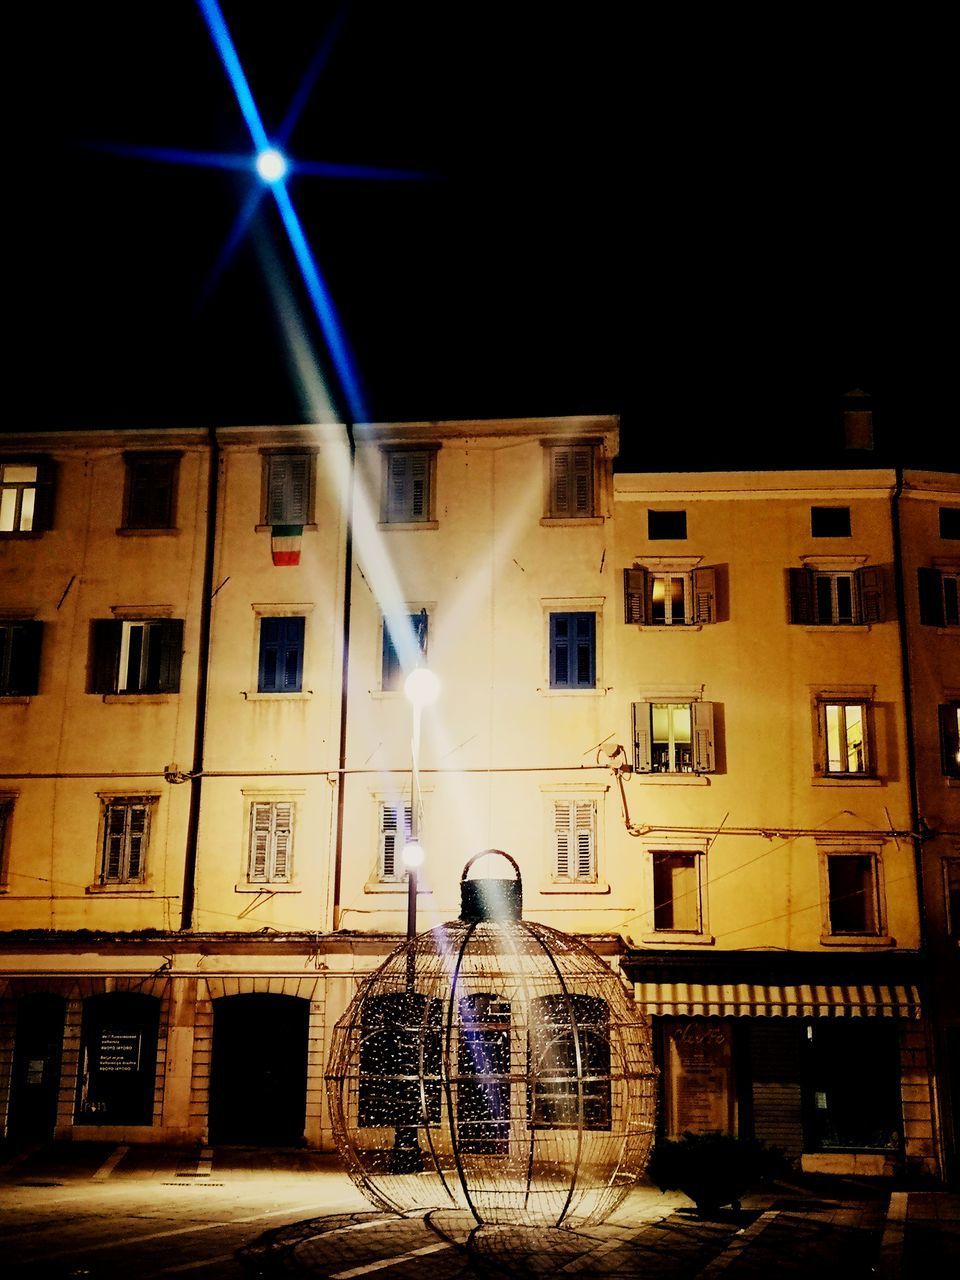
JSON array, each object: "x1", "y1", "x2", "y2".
[{"x1": 623, "y1": 950, "x2": 924, "y2": 1019}]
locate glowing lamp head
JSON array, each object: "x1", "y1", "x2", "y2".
[
  {"x1": 404, "y1": 666, "x2": 441, "y2": 709},
  {"x1": 401, "y1": 839, "x2": 425, "y2": 869},
  {"x1": 255, "y1": 148, "x2": 288, "y2": 183}
]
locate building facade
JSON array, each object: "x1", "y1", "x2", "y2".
[{"x1": 0, "y1": 422, "x2": 956, "y2": 1177}]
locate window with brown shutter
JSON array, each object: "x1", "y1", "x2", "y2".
[
  {"x1": 99, "y1": 798, "x2": 154, "y2": 884},
  {"x1": 382, "y1": 449, "x2": 435, "y2": 524},
  {"x1": 264, "y1": 453, "x2": 311, "y2": 525},
  {"x1": 547, "y1": 445, "x2": 596, "y2": 518},
  {"x1": 247, "y1": 801, "x2": 294, "y2": 883},
  {"x1": 624, "y1": 567, "x2": 719, "y2": 625},
  {"x1": 553, "y1": 799, "x2": 596, "y2": 882},
  {"x1": 123, "y1": 453, "x2": 179, "y2": 530}
]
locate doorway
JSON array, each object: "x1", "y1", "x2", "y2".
[{"x1": 8, "y1": 994, "x2": 65, "y2": 1143}]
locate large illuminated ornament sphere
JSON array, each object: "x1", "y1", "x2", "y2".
[{"x1": 326, "y1": 852, "x2": 656, "y2": 1228}]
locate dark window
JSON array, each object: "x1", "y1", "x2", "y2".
[
  {"x1": 811, "y1": 506, "x2": 851, "y2": 537},
  {"x1": 89, "y1": 619, "x2": 183, "y2": 694},
  {"x1": 257, "y1": 617, "x2": 304, "y2": 693},
  {"x1": 826, "y1": 854, "x2": 878, "y2": 934},
  {"x1": 647, "y1": 509, "x2": 687, "y2": 540},
  {"x1": 457, "y1": 993, "x2": 511, "y2": 1155},
  {"x1": 358, "y1": 992, "x2": 442, "y2": 1129},
  {"x1": 633, "y1": 701, "x2": 715, "y2": 773},
  {"x1": 652, "y1": 852, "x2": 701, "y2": 931},
  {"x1": 123, "y1": 454, "x2": 178, "y2": 529},
  {"x1": 805, "y1": 1021, "x2": 900, "y2": 1151},
  {"x1": 549, "y1": 612, "x2": 595, "y2": 689},
  {"x1": 940, "y1": 507, "x2": 960, "y2": 539},
  {"x1": 919, "y1": 568, "x2": 960, "y2": 627},
  {"x1": 0, "y1": 459, "x2": 53, "y2": 533},
  {"x1": 382, "y1": 610, "x2": 427, "y2": 691},
  {"x1": 384, "y1": 450, "x2": 432, "y2": 523},
  {"x1": 0, "y1": 621, "x2": 42, "y2": 695},
  {"x1": 0, "y1": 795, "x2": 13, "y2": 884},
  {"x1": 75, "y1": 993, "x2": 160, "y2": 1126},
  {"x1": 100, "y1": 799, "x2": 153, "y2": 884},
  {"x1": 548, "y1": 445, "x2": 595, "y2": 518},
  {"x1": 528, "y1": 994, "x2": 611, "y2": 1130},
  {"x1": 788, "y1": 566, "x2": 885, "y2": 624},
  {"x1": 945, "y1": 860, "x2": 960, "y2": 939},
  {"x1": 265, "y1": 454, "x2": 310, "y2": 525},
  {"x1": 940, "y1": 704, "x2": 960, "y2": 779}
]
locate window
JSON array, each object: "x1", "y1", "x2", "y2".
[
  {"x1": 940, "y1": 703, "x2": 960, "y2": 778},
  {"x1": 944, "y1": 860, "x2": 960, "y2": 939},
  {"x1": 528, "y1": 994, "x2": 611, "y2": 1130},
  {"x1": 123, "y1": 453, "x2": 179, "y2": 530},
  {"x1": 788, "y1": 566, "x2": 884, "y2": 624},
  {"x1": 552, "y1": 799, "x2": 596, "y2": 882},
  {"x1": 99, "y1": 798, "x2": 154, "y2": 884},
  {"x1": 549, "y1": 612, "x2": 595, "y2": 688},
  {"x1": 633, "y1": 701, "x2": 715, "y2": 773},
  {"x1": 624, "y1": 567, "x2": 717, "y2": 624},
  {"x1": 379, "y1": 802, "x2": 412, "y2": 881},
  {"x1": 382, "y1": 610, "x2": 428, "y2": 692},
  {"x1": 264, "y1": 453, "x2": 311, "y2": 525},
  {"x1": 825, "y1": 853, "x2": 881, "y2": 935},
  {"x1": 0, "y1": 621, "x2": 42, "y2": 695},
  {"x1": 247, "y1": 800, "x2": 293, "y2": 883},
  {"x1": 817, "y1": 699, "x2": 870, "y2": 776},
  {"x1": 918, "y1": 567, "x2": 960, "y2": 627},
  {"x1": 652, "y1": 851, "x2": 702, "y2": 932},
  {"x1": 90, "y1": 618, "x2": 183, "y2": 694},
  {"x1": 811, "y1": 506, "x2": 852, "y2": 538},
  {"x1": 382, "y1": 449, "x2": 433, "y2": 524},
  {"x1": 0, "y1": 460, "x2": 52, "y2": 533},
  {"x1": 648, "y1": 509, "x2": 687, "y2": 540},
  {"x1": 0, "y1": 794, "x2": 13, "y2": 885},
  {"x1": 457, "y1": 993, "x2": 511, "y2": 1155},
  {"x1": 546, "y1": 444, "x2": 596, "y2": 518},
  {"x1": 940, "y1": 507, "x2": 960, "y2": 540},
  {"x1": 805, "y1": 1021, "x2": 900, "y2": 1151},
  {"x1": 257, "y1": 617, "x2": 304, "y2": 692}
]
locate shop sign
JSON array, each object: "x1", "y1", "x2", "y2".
[{"x1": 98, "y1": 1030, "x2": 142, "y2": 1074}]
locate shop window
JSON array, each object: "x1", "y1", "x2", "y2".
[
  {"x1": 382, "y1": 449, "x2": 435, "y2": 524},
  {"x1": 811, "y1": 506, "x2": 851, "y2": 538},
  {"x1": 552, "y1": 799, "x2": 596, "y2": 882},
  {"x1": 648, "y1": 509, "x2": 687, "y2": 540},
  {"x1": 0, "y1": 620, "x2": 43, "y2": 696},
  {"x1": 624, "y1": 566, "x2": 717, "y2": 625},
  {"x1": 919, "y1": 567, "x2": 960, "y2": 627},
  {"x1": 75, "y1": 992, "x2": 160, "y2": 1126},
  {"x1": 546, "y1": 444, "x2": 597, "y2": 518},
  {"x1": 264, "y1": 453, "x2": 311, "y2": 525},
  {"x1": 940, "y1": 507, "x2": 960, "y2": 539},
  {"x1": 89, "y1": 618, "x2": 183, "y2": 694},
  {"x1": 788, "y1": 566, "x2": 884, "y2": 624},
  {"x1": 816, "y1": 699, "x2": 872, "y2": 777},
  {"x1": 824, "y1": 852, "x2": 881, "y2": 935},
  {"x1": 257, "y1": 616, "x2": 304, "y2": 692},
  {"x1": 457, "y1": 993, "x2": 511, "y2": 1155},
  {"x1": 549, "y1": 612, "x2": 596, "y2": 689},
  {"x1": 805, "y1": 1021, "x2": 900, "y2": 1151},
  {"x1": 940, "y1": 703, "x2": 960, "y2": 778},
  {"x1": 379, "y1": 802, "x2": 412, "y2": 882},
  {"x1": 247, "y1": 800, "x2": 293, "y2": 884},
  {"x1": 652, "y1": 851, "x2": 703, "y2": 933},
  {"x1": 944, "y1": 859, "x2": 960, "y2": 939},
  {"x1": 0, "y1": 459, "x2": 53, "y2": 534},
  {"x1": 99, "y1": 797, "x2": 155, "y2": 884},
  {"x1": 122, "y1": 453, "x2": 179, "y2": 530},
  {"x1": 382, "y1": 610, "x2": 428, "y2": 692},
  {"x1": 633, "y1": 700, "x2": 715, "y2": 773},
  {"x1": 528, "y1": 994, "x2": 611, "y2": 1130}
]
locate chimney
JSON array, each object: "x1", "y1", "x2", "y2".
[{"x1": 842, "y1": 388, "x2": 874, "y2": 451}]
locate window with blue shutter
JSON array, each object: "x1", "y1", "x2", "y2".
[
  {"x1": 257, "y1": 617, "x2": 305, "y2": 692},
  {"x1": 549, "y1": 612, "x2": 595, "y2": 689}
]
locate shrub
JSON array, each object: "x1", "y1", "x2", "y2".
[{"x1": 647, "y1": 1132, "x2": 787, "y2": 1217}]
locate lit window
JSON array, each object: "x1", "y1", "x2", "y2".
[
  {"x1": 825, "y1": 853, "x2": 880, "y2": 935},
  {"x1": 90, "y1": 618, "x2": 183, "y2": 695},
  {"x1": 382, "y1": 450, "x2": 434, "y2": 524},
  {"x1": 624, "y1": 567, "x2": 718, "y2": 625},
  {"x1": 633, "y1": 701, "x2": 716, "y2": 773},
  {"x1": 944, "y1": 860, "x2": 960, "y2": 939},
  {"x1": 247, "y1": 800, "x2": 293, "y2": 883},
  {"x1": 940, "y1": 703, "x2": 960, "y2": 778},
  {"x1": 99, "y1": 798, "x2": 154, "y2": 884},
  {"x1": 652, "y1": 851, "x2": 702, "y2": 932},
  {"x1": 552, "y1": 799, "x2": 596, "y2": 882},
  {"x1": 549, "y1": 612, "x2": 595, "y2": 689},
  {"x1": 546, "y1": 445, "x2": 596, "y2": 518},
  {"x1": 0, "y1": 462, "x2": 43, "y2": 533},
  {"x1": 822, "y1": 701, "x2": 869, "y2": 775}
]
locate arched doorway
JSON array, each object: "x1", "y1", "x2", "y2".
[
  {"x1": 209, "y1": 993, "x2": 309, "y2": 1145},
  {"x1": 8, "y1": 993, "x2": 65, "y2": 1142}
]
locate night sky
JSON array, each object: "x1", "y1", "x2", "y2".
[{"x1": 11, "y1": 4, "x2": 955, "y2": 471}]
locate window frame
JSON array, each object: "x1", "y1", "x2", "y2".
[
  {"x1": 819, "y1": 848, "x2": 886, "y2": 940},
  {"x1": 647, "y1": 509, "x2": 687, "y2": 541},
  {"x1": 624, "y1": 565, "x2": 718, "y2": 625},
  {"x1": 121, "y1": 452, "x2": 180, "y2": 531},
  {"x1": 246, "y1": 798, "x2": 295, "y2": 885},
  {"x1": 0, "y1": 619, "x2": 43, "y2": 696},
  {"x1": 944, "y1": 858, "x2": 960, "y2": 939},
  {"x1": 380, "y1": 447, "x2": 437, "y2": 526},
  {"x1": 0, "y1": 792, "x2": 15, "y2": 888},
  {"x1": 0, "y1": 458, "x2": 53, "y2": 536},
  {"x1": 381, "y1": 609, "x2": 429, "y2": 693},
  {"x1": 548, "y1": 611, "x2": 596, "y2": 690},
  {"x1": 257, "y1": 615, "x2": 305, "y2": 693},
  {"x1": 261, "y1": 451, "x2": 313, "y2": 527},
  {"x1": 940, "y1": 702, "x2": 960, "y2": 779},
  {"x1": 639, "y1": 837, "x2": 712, "y2": 944},
  {"x1": 543, "y1": 442, "x2": 598, "y2": 520},
  {"x1": 551, "y1": 797, "x2": 597, "y2": 884},
  {"x1": 815, "y1": 696, "x2": 873, "y2": 778},
  {"x1": 89, "y1": 617, "x2": 184, "y2": 696},
  {"x1": 810, "y1": 506, "x2": 852, "y2": 538},
  {"x1": 96, "y1": 796, "x2": 157, "y2": 887},
  {"x1": 632, "y1": 699, "x2": 716, "y2": 774},
  {"x1": 378, "y1": 800, "x2": 413, "y2": 883},
  {"x1": 788, "y1": 564, "x2": 885, "y2": 626}
]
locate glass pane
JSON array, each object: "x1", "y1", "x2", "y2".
[
  {"x1": 844, "y1": 704, "x2": 865, "y2": 772},
  {"x1": 651, "y1": 703, "x2": 670, "y2": 743},
  {"x1": 673, "y1": 704, "x2": 692, "y2": 744},
  {"x1": 828, "y1": 855, "x2": 876, "y2": 933},
  {"x1": 3, "y1": 465, "x2": 37, "y2": 483},
  {"x1": 650, "y1": 577, "x2": 665, "y2": 624},
  {"x1": 944, "y1": 577, "x2": 960, "y2": 627},
  {"x1": 670, "y1": 576, "x2": 684, "y2": 621},
  {"x1": 0, "y1": 488, "x2": 15, "y2": 531},
  {"x1": 825, "y1": 704, "x2": 843, "y2": 772},
  {"x1": 816, "y1": 575, "x2": 833, "y2": 623},
  {"x1": 836, "y1": 576, "x2": 853, "y2": 624}
]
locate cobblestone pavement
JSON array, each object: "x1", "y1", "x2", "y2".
[{"x1": 1, "y1": 1143, "x2": 956, "y2": 1278}]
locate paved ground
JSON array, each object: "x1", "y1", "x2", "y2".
[{"x1": 0, "y1": 1143, "x2": 956, "y2": 1278}]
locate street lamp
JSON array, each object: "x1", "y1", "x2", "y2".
[{"x1": 402, "y1": 663, "x2": 440, "y2": 941}]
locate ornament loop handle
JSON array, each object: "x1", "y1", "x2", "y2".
[{"x1": 461, "y1": 848, "x2": 522, "y2": 886}]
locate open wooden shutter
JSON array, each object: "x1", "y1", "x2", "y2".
[
  {"x1": 918, "y1": 567, "x2": 944, "y2": 626},
  {"x1": 575, "y1": 801, "x2": 595, "y2": 879},
  {"x1": 551, "y1": 449, "x2": 571, "y2": 516},
  {"x1": 156, "y1": 619, "x2": 183, "y2": 693},
  {"x1": 381, "y1": 804, "x2": 411, "y2": 879},
  {"x1": 632, "y1": 703, "x2": 652, "y2": 772},
  {"x1": 102, "y1": 805, "x2": 127, "y2": 882},
  {"x1": 90, "y1": 619, "x2": 122, "y2": 693},
  {"x1": 249, "y1": 802, "x2": 272, "y2": 881},
  {"x1": 386, "y1": 453, "x2": 411, "y2": 522},
  {"x1": 125, "y1": 804, "x2": 148, "y2": 881},
  {"x1": 271, "y1": 802, "x2": 293, "y2": 881},
  {"x1": 692, "y1": 567, "x2": 717, "y2": 624},
  {"x1": 692, "y1": 701, "x2": 715, "y2": 772},
  {"x1": 787, "y1": 567, "x2": 815, "y2": 624},
  {"x1": 857, "y1": 565, "x2": 885, "y2": 624},
  {"x1": 624, "y1": 569, "x2": 647, "y2": 624}
]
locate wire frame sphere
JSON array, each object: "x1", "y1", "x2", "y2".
[{"x1": 326, "y1": 853, "x2": 657, "y2": 1228}]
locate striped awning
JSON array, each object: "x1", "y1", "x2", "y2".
[{"x1": 634, "y1": 980, "x2": 922, "y2": 1019}]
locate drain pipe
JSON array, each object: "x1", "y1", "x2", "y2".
[
  {"x1": 331, "y1": 423, "x2": 356, "y2": 931},
  {"x1": 179, "y1": 428, "x2": 220, "y2": 931}
]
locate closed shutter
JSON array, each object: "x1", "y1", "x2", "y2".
[
  {"x1": 7, "y1": 620, "x2": 42, "y2": 695},
  {"x1": 692, "y1": 566, "x2": 717, "y2": 624},
  {"x1": 632, "y1": 703, "x2": 652, "y2": 772},
  {"x1": 575, "y1": 801, "x2": 595, "y2": 879},
  {"x1": 552, "y1": 800, "x2": 595, "y2": 880},
  {"x1": 857, "y1": 565, "x2": 885, "y2": 624},
  {"x1": 156, "y1": 619, "x2": 184, "y2": 693},
  {"x1": 551, "y1": 449, "x2": 571, "y2": 516},
  {"x1": 381, "y1": 804, "x2": 412, "y2": 880},
  {"x1": 787, "y1": 567, "x2": 814, "y2": 624},
  {"x1": 267, "y1": 455, "x2": 309, "y2": 524},
  {"x1": 102, "y1": 805, "x2": 127, "y2": 882},
  {"x1": 624, "y1": 569, "x2": 647, "y2": 624},
  {"x1": 387, "y1": 453, "x2": 410, "y2": 522},
  {"x1": 271, "y1": 802, "x2": 293, "y2": 881},
  {"x1": 249, "y1": 802, "x2": 272, "y2": 881},
  {"x1": 918, "y1": 567, "x2": 944, "y2": 626},
  {"x1": 90, "y1": 619, "x2": 122, "y2": 693},
  {"x1": 574, "y1": 613, "x2": 596, "y2": 686},
  {"x1": 281, "y1": 617, "x2": 304, "y2": 691},
  {"x1": 692, "y1": 701, "x2": 715, "y2": 772},
  {"x1": 550, "y1": 613, "x2": 569, "y2": 686},
  {"x1": 125, "y1": 804, "x2": 148, "y2": 881},
  {"x1": 409, "y1": 452, "x2": 428, "y2": 520},
  {"x1": 572, "y1": 447, "x2": 593, "y2": 515},
  {"x1": 551, "y1": 447, "x2": 595, "y2": 517},
  {"x1": 554, "y1": 801, "x2": 571, "y2": 877}
]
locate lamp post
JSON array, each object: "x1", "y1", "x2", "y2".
[{"x1": 401, "y1": 663, "x2": 440, "y2": 941}]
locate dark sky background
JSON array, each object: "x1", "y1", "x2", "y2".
[{"x1": 11, "y1": 3, "x2": 955, "y2": 471}]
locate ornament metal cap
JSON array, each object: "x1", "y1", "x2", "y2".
[{"x1": 459, "y1": 848, "x2": 522, "y2": 922}]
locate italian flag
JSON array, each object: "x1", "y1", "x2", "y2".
[{"x1": 271, "y1": 525, "x2": 303, "y2": 566}]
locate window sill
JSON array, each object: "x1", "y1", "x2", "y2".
[
  {"x1": 240, "y1": 691, "x2": 312, "y2": 701},
  {"x1": 946, "y1": 777, "x2": 960, "y2": 787},
  {"x1": 540, "y1": 880, "x2": 610, "y2": 895},
  {"x1": 0, "y1": 530, "x2": 44, "y2": 540},
  {"x1": 100, "y1": 694, "x2": 175, "y2": 704},
  {"x1": 813, "y1": 775, "x2": 882, "y2": 787},
  {"x1": 633, "y1": 624, "x2": 704, "y2": 632},
  {"x1": 376, "y1": 520, "x2": 439, "y2": 532},
  {"x1": 819, "y1": 934, "x2": 894, "y2": 947},
  {"x1": 364, "y1": 880, "x2": 434, "y2": 894},
  {"x1": 234, "y1": 883, "x2": 301, "y2": 894},
  {"x1": 640, "y1": 932, "x2": 715, "y2": 946},
  {"x1": 801, "y1": 624, "x2": 873, "y2": 633},
  {"x1": 86, "y1": 883, "x2": 152, "y2": 895},
  {"x1": 539, "y1": 687, "x2": 605, "y2": 697},
  {"x1": 633, "y1": 773, "x2": 711, "y2": 785},
  {"x1": 0, "y1": 696, "x2": 32, "y2": 705},
  {"x1": 539, "y1": 516, "x2": 604, "y2": 527},
  {"x1": 115, "y1": 527, "x2": 180, "y2": 537},
  {"x1": 255, "y1": 523, "x2": 318, "y2": 533}
]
